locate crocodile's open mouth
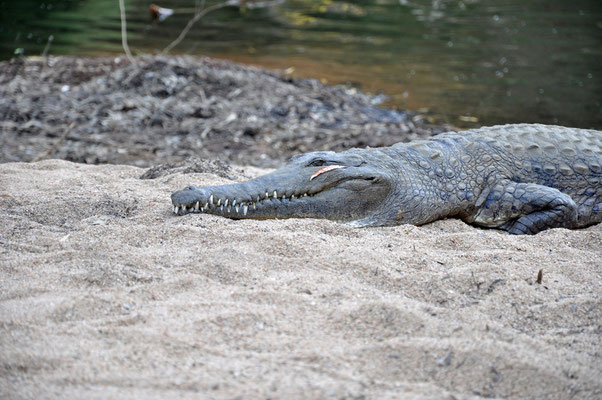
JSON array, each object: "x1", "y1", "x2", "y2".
[
  {"x1": 172, "y1": 167, "x2": 390, "y2": 222},
  {"x1": 172, "y1": 149, "x2": 392, "y2": 222},
  {"x1": 173, "y1": 187, "x2": 318, "y2": 217}
]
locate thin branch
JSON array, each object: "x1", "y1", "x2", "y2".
[
  {"x1": 32, "y1": 122, "x2": 75, "y2": 162},
  {"x1": 41, "y1": 35, "x2": 54, "y2": 62},
  {"x1": 161, "y1": 0, "x2": 284, "y2": 55},
  {"x1": 162, "y1": 1, "x2": 235, "y2": 55},
  {"x1": 119, "y1": 0, "x2": 137, "y2": 66},
  {"x1": 195, "y1": 0, "x2": 206, "y2": 13}
]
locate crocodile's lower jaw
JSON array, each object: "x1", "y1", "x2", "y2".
[
  {"x1": 173, "y1": 189, "x2": 315, "y2": 218},
  {"x1": 172, "y1": 175, "x2": 390, "y2": 222}
]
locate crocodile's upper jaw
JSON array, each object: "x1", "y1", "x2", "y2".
[{"x1": 171, "y1": 151, "x2": 392, "y2": 223}]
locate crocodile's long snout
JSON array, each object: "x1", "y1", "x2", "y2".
[
  {"x1": 172, "y1": 185, "x2": 323, "y2": 218},
  {"x1": 171, "y1": 155, "x2": 391, "y2": 223}
]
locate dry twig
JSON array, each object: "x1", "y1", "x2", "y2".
[
  {"x1": 162, "y1": 1, "x2": 235, "y2": 55},
  {"x1": 161, "y1": 0, "x2": 284, "y2": 55},
  {"x1": 41, "y1": 35, "x2": 54, "y2": 63},
  {"x1": 32, "y1": 122, "x2": 75, "y2": 162},
  {"x1": 536, "y1": 269, "x2": 543, "y2": 284},
  {"x1": 119, "y1": 0, "x2": 138, "y2": 66}
]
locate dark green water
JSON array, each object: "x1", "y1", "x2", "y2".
[{"x1": 1, "y1": 0, "x2": 601, "y2": 128}]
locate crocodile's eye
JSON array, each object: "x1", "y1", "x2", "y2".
[{"x1": 309, "y1": 160, "x2": 326, "y2": 167}]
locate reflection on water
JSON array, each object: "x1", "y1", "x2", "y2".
[{"x1": 1, "y1": 0, "x2": 600, "y2": 128}]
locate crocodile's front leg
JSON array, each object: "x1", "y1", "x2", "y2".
[{"x1": 465, "y1": 180, "x2": 578, "y2": 235}]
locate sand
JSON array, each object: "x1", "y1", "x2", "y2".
[{"x1": 0, "y1": 159, "x2": 600, "y2": 399}]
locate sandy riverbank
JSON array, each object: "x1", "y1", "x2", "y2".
[{"x1": 1, "y1": 159, "x2": 600, "y2": 399}]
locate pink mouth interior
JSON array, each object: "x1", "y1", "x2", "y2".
[{"x1": 309, "y1": 165, "x2": 347, "y2": 181}]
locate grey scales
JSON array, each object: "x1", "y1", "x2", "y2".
[{"x1": 171, "y1": 124, "x2": 602, "y2": 235}]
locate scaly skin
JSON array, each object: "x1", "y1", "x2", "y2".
[{"x1": 171, "y1": 124, "x2": 602, "y2": 234}]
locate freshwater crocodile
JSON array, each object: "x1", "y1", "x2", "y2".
[{"x1": 171, "y1": 124, "x2": 602, "y2": 234}]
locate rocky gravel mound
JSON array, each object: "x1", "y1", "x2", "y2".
[{"x1": 0, "y1": 55, "x2": 444, "y2": 168}]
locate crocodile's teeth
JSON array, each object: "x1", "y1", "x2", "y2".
[
  {"x1": 217, "y1": 199, "x2": 221, "y2": 206},
  {"x1": 257, "y1": 195, "x2": 261, "y2": 203},
  {"x1": 303, "y1": 193, "x2": 308, "y2": 197},
  {"x1": 265, "y1": 192, "x2": 269, "y2": 199},
  {"x1": 252, "y1": 202, "x2": 256, "y2": 210},
  {"x1": 194, "y1": 201, "x2": 200, "y2": 211},
  {"x1": 174, "y1": 206, "x2": 179, "y2": 214},
  {"x1": 235, "y1": 205, "x2": 239, "y2": 213},
  {"x1": 209, "y1": 195, "x2": 214, "y2": 205},
  {"x1": 220, "y1": 205, "x2": 224, "y2": 211},
  {"x1": 232, "y1": 200, "x2": 236, "y2": 207},
  {"x1": 291, "y1": 194, "x2": 296, "y2": 199},
  {"x1": 225, "y1": 199, "x2": 229, "y2": 207},
  {"x1": 227, "y1": 206, "x2": 232, "y2": 213},
  {"x1": 203, "y1": 203, "x2": 209, "y2": 211},
  {"x1": 243, "y1": 205, "x2": 248, "y2": 216},
  {"x1": 273, "y1": 191, "x2": 278, "y2": 199},
  {"x1": 282, "y1": 195, "x2": 287, "y2": 200}
]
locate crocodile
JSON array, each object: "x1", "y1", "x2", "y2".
[{"x1": 171, "y1": 124, "x2": 602, "y2": 234}]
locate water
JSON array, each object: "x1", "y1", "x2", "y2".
[{"x1": 1, "y1": 0, "x2": 601, "y2": 129}]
